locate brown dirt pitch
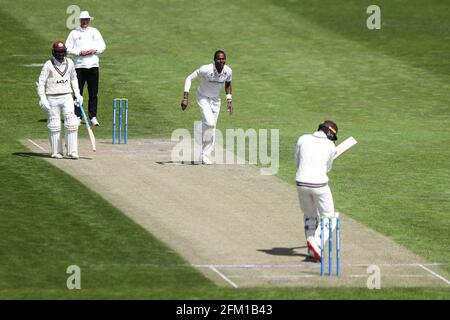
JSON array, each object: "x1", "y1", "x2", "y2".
[{"x1": 24, "y1": 138, "x2": 450, "y2": 288}]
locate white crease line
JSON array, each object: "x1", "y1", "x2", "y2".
[
  {"x1": 262, "y1": 275, "x2": 317, "y2": 279},
  {"x1": 27, "y1": 139, "x2": 46, "y2": 152},
  {"x1": 23, "y1": 64, "x2": 44, "y2": 67},
  {"x1": 417, "y1": 264, "x2": 450, "y2": 285},
  {"x1": 194, "y1": 263, "x2": 443, "y2": 269},
  {"x1": 350, "y1": 263, "x2": 443, "y2": 267},
  {"x1": 209, "y1": 266, "x2": 238, "y2": 288},
  {"x1": 349, "y1": 275, "x2": 430, "y2": 278},
  {"x1": 195, "y1": 264, "x2": 316, "y2": 269}
]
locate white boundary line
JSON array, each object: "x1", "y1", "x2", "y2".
[
  {"x1": 27, "y1": 139, "x2": 46, "y2": 152},
  {"x1": 209, "y1": 266, "x2": 239, "y2": 288},
  {"x1": 417, "y1": 264, "x2": 450, "y2": 285}
]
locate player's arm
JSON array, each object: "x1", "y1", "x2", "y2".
[
  {"x1": 294, "y1": 137, "x2": 303, "y2": 166},
  {"x1": 225, "y1": 81, "x2": 232, "y2": 114},
  {"x1": 294, "y1": 144, "x2": 300, "y2": 167},
  {"x1": 180, "y1": 68, "x2": 200, "y2": 110},
  {"x1": 326, "y1": 147, "x2": 336, "y2": 172},
  {"x1": 93, "y1": 29, "x2": 106, "y2": 55},
  {"x1": 65, "y1": 32, "x2": 80, "y2": 56},
  {"x1": 36, "y1": 63, "x2": 50, "y2": 110},
  {"x1": 85, "y1": 30, "x2": 106, "y2": 56},
  {"x1": 69, "y1": 60, "x2": 83, "y2": 106}
]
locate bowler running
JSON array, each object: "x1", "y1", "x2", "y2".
[{"x1": 180, "y1": 50, "x2": 233, "y2": 164}]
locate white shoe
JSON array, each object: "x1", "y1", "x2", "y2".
[
  {"x1": 200, "y1": 155, "x2": 212, "y2": 165},
  {"x1": 51, "y1": 153, "x2": 63, "y2": 159},
  {"x1": 306, "y1": 236, "x2": 321, "y2": 262},
  {"x1": 69, "y1": 151, "x2": 79, "y2": 159},
  {"x1": 91, "y1": 117, "x2": 100, "y2": 126}
]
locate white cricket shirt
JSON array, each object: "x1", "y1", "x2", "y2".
[
  {"x1": 66, "y1": 26, "x2": 106, "y2": 68},
  {"x1": 295, "y1": 131, "x2": 337, "y2": 184},
  {"x1": 37, "y1": 57, "x2": 80, "y2": 97},
  {"x1": 184, "y1": 63, "x2": 232, "y2": 98}
]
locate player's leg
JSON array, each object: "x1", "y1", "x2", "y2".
[
  {"x1": 315, "y1": 185, "x2": 338, "y2": 243},
  {"x1": 197, "y1": 96, "x2": 216, "y2": 164},
  {"x1": 62, "y1": 95, "x2": 80, "y2": 159},
  {"x1": 297, "y1": 186, "x2": 318, "y2": 239},
  {"x1": 74, "y1": 68, "x2": 86, "y2": 119},
  {"x1": 297, "y1": 186, "x2": 321, "y2": 260},
  {"x1": 208, "y1": 98, "x2": 221, "y2": 162},
  {"x1": 86, "y1": 67, "x2": 99, "y2": 123},
  {"x1": 47, "y1": 98, "x2": 63, "y2": 158}
]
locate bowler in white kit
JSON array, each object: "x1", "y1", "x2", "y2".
[{"x1": 181, "y1": 50, "x2": 233, "y2": 164}]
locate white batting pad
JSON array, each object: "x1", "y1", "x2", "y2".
[
  {"x1": 47, "y1": 116, "x2": 61, "y2": 132},
  {"x1": 48, "y1": 131, "x2": 62, "y2": 155},
  {"x1": 47, "y1": 116, "x2": 62, "y2": 155},
  {"x1": 64, "y1": 114, "x2": 79, "y2": 155}
]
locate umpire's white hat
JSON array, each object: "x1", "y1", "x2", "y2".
[{"x1": 79, "y1": 11, "x2": 94, "y2": 20}]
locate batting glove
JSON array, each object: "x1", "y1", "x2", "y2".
[
  {"x1": 75, "y1": 95, "x2": 84, "y2": 107},
  {"x1": 39, "y1": 98, "x2": 50, "y2": 111}
]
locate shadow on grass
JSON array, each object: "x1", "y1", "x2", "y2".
[
  {"x1": 13, "y1": 152, "x2": 49, "y2": 158},
  {"x1": 13, "y1": 152, "x2": 93, "y2": 160}
]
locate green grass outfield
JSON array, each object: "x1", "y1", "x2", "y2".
[{"x1": 0, "y1": 0, "x2": 449, "y2": 299}]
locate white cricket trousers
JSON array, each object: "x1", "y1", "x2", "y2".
[
  {"x1": 197, "y1": 94, "x2": 221, "y2": 160},
  {"x1": 47, "y1": 94, "x2": 75, "y2": 118},
  {"x1": 296, "y1": 185, "x2": 337, "y2": 246},
  {"x1": 46, "y1": 94, "x2": 79, "y2": 155}
]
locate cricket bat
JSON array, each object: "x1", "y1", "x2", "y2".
[
  {"x1": 77, "y1": 102, "x2": 96, "y2": 152},
  {"x1": 334, "y1": 136, "x2": 357, "y2": 160}
]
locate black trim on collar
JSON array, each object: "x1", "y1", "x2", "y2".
[{"x1": 50, "y1": 58, "x2": 68, "y2": 77}]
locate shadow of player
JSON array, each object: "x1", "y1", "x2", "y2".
[
  {"x1": 13, "y1": 152, "x2": 49, "y2": 158},
  {"x1": 257, "y1": 246, "x2": 308, "y2": 257},
  {"x1": 156, "y1": 160, "x2": 200, "y2": 166},
  {"x1": 13, "y1": 152, "x2": 92, "y2": 160}
]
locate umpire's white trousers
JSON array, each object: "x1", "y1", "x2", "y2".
[
  {"x1": 197, "y1": 94, "x2": 221, "y2": 160},
  {"x1": 297, "y1": 185, "x2": 337, "y2": 246}
]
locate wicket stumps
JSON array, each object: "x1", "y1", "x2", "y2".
[
  {"x1": 112, "y1": 98, "x2": 128, "y2": 144},
  {"x1": 320, "y1": 217, "x2": 340, "y2": 276}
]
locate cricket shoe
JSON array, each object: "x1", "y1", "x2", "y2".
[
  {"x1": 51, "y1": 153, "x2": 63, "y2": 159},
  {"x1": 69, "y1": 151, "x2": 79, "y2": 160},
  {"x1": 304, "y1": 248, "x2": 319, "y2": 263},
  {"x1": 306, "y1": 236, "x2": 321, "y2": 262},
  {"x1": 91, "y1": 117, "x2": 100, "y2": 126},
  {"x1": 200, "y1": 155, "x2": 212, "y2": 165}
]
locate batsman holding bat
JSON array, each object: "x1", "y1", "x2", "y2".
[
  {"x1": 295, "y1": 120, "x2": 340, "y2": 261},
  {"x1": 36, "y1": 41, "x2": 83, "y2": 159}
]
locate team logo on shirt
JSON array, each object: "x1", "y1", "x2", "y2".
[{"x1": 56, "y1": 79, "x2": 68, "y2": 84}]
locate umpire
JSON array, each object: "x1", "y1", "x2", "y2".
[{"x1": 66, "y1": 10, "x2": 106, "y2": 126}]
